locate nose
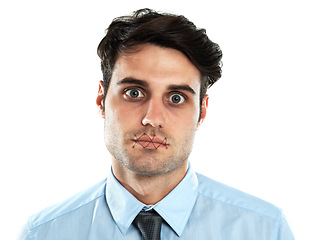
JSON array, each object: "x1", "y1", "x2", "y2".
[{"x1": 142, "y1": 99, "x2": 165, "y2": 128}]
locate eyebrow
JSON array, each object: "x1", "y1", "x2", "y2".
[
  {"x1": 168, "y1": 84, "x2": 196, "y2": 95},
  {"x1": 117, "y1": 77, "x2": 196, "y2": 95},
  {"x1": 117, "y1": 78, "x2": 149, "y2": 87}
]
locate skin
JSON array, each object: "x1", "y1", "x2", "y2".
[{"x1": 96, "y1": 44, "x2": 208, "y2": 205}]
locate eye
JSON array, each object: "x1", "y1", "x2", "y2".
[
  {"x1": 124, "y1": 88, "x2": 144, "y2": 99},
  {"x1": 169, "y1": 93, "x2": 185, "y2": 104}
]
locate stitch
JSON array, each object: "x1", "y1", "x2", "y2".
[{"x1": 132, "y1": 133, "x2": 168, "y2": 149}]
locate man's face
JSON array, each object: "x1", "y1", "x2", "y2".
[{"x1": 100, "y1": 44, "x2": 207, "y2": 176}]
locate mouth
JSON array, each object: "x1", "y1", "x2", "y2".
[{"x1": 132, "y1": 133, "x2": 168, "y2": 149}]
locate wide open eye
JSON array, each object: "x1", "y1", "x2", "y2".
[
  {"x1": 124, "y1": 88, "x2": 144, "y2": 99},
  {"x1": 169, "y1": 93, "x2": 185, "y2": 104}
]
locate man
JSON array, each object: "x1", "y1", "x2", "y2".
[{"x1": 20, "y1": 8, "x2": 294, "y2": 239}]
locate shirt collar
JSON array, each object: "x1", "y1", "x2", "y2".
[
  {"x1": 154, "y1": 165, "x2": 198, "y2": 236},
  {"x1": 106, "y1": 165, "x2": 199, "y2": 236},
  {"x1": 106, "y1": 170, "x2": 145, "y2": 235}
]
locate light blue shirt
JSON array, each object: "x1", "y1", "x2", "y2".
[{"x1": 20, "y1": 166, "x2": 294, "y2": 239}]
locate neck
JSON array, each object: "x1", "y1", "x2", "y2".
[{"x1": 112, "y1": 160, "x2": 188, "y2": 205}]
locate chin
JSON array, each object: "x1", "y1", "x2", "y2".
[
  {"x1": 127, "y1": 160, "x2": 183, "y2": 177},
  {"x1": 124, "y1": 160, "x2": 166, "y2": 175}
]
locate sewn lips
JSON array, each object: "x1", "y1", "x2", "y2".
[{"x1": 132, "y1": 134, "x2": 168, "y2": 149}]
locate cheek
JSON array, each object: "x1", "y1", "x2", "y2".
[
  {"x1": 171, "y1": 105, "x2": 199, "y2": 128},
  {"x1": 105, "y1": 101, "x2": 139, "y2": 130}
]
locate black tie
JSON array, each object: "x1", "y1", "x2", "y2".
[{"x1": 134, "y1": 210, "x2": 162, "y2": 240}]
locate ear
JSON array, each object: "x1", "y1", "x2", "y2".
[
  {"x1": 196, "y1": 94, "x2": 209, "y2": 129},
  {"x1": 96, "y1": 81, "x2": 105, "y2": 118}
]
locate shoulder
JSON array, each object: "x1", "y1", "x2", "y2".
[
  {"x1": 196, "y1": 172, "x2": 282, "y2": 220},
  {"x1": 28, "y1": 179, "x2": 107, "y2": 230}
]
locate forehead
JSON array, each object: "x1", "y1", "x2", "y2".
[{"x1": 111, "y1": 44, "x2": 201, "y2": 91}]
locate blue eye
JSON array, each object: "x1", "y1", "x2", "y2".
[
  {"x1": 125, "y1": 88, "x2": 144, "y2": 99},
  {"x1": 170, "y1": 94, "x2": 185, "y2": 104}
]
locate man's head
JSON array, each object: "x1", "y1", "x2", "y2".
[
  {"x1": 97, "y1": 8, "x2": 222, "y2": 117},
  {"x1": 96, "y1": 9, "x2": 222, "y2": 177}
]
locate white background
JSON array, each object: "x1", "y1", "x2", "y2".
[{"x1": 0, "y1": 0, "x2": 311, "y2": 239}]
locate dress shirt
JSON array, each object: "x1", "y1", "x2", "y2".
[{"x1": 20, "y1": 165, "x2": 294, "y2": 239}]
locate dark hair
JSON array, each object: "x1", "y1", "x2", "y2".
[{"x1": 97, "y1": 8, "x2": 222, "y2": 119}]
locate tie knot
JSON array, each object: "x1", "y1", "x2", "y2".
[{"x1": 134, "y1": 210, "x2": 162, "y2": 240}]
